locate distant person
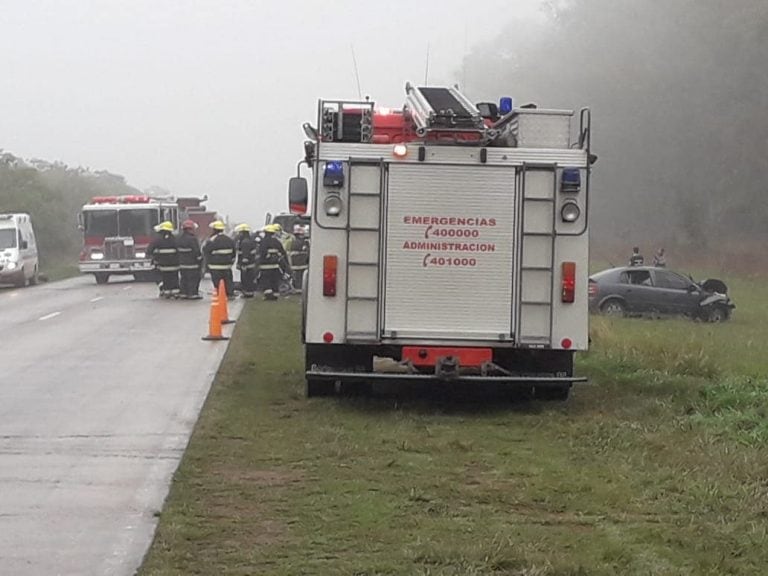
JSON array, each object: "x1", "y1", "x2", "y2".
[
  {"x1": 629, "y1": 246, "x2": 644, "y2": 267},
  {"x1": 234, "y1": 223, "x2": 258, "y2": 298},
  {"x1": 146, "y1": 221, "x2": 180, "y2": 299},
  {"x1": 177, "y1": 220, "x2": 203, "y2": 299},
  {"x1": 203, "y1": 220, "x2": 236, "y2": 298},
  {"x1": 652, "y1": 247, "x2": 667, "y2": 268}
]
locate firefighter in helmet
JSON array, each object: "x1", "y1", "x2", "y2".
[
  {"x1": 259, "y1": 223, "x2": 289, "y2": 300},
  {"x1": 146, "y1": 220, "x2": 180, "y2": 299},
  {"x1": 177, "y1": 219, "x2": 203, "y2": 299},
  {"x1": 234, "y1": 223, "x2": 258, "y2": 298},
  {"x1": 203, "y1": 220, "x2": 236, "y2": 298},
  {"x1": 289, "y1": 223, "x2": 309, "y2": 290}
]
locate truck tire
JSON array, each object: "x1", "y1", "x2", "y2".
[
  {"x1": 28, "y1": 266, "x2": 39, "y2": 286},
  {"x1": 94, "y1": 273, "x2": 110, "y2": 285},
  {"x1": 306, "y1": 379, "x2": 336, "y2": 397},
  {"x1": 534, "y1": 384, "x2": 571, "y2": 401}
]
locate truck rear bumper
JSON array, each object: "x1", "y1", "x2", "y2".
[{"x1": 305, "y1": 370, "x2": 586, "y2": 384}]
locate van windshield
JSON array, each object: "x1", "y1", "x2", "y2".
[{"x1": 0, "y1": 228, "x2": 17, "y2": 249}]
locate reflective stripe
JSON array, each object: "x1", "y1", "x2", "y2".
[
  {"x1": 177, "y1": 247, "x2": 192, "y2": 252},
  {"x1": 211, "y1": 249, "x2": 234, "y2": 255},
  {"x1": 180, "y1": 264, "x2": 200, "y2": 270},
  {"x1": 292, "y1": 265, "x2": 308, "y2": 271},
  {"x1": 267, "y1": 249, "x2": 280, "y2": 254},
  {"x1": 260, "y1": 264, "x2": 279, "y2": 270},
  {"x1": 157, "y1": 266, "x2": 179, "y2": 272},
  {"x1": 243, "y1": 264, "x2": 257, "y2": 270},
  {"x1": 156, "y1": 248, "x2": 177, "y2": 254},
  {"x1": 208, "y1": 264, "x2": 232, "y2": 270}
]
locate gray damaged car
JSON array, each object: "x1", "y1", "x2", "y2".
[{"x1": 588, "y1": 266, "x2": 734, "y2": 322}]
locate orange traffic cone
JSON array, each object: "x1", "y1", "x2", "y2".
[
  {"x1": 202, "y1": 289, "x2": 229, "y2": 341},
  {"x1": 218, "y1": 279, "x2": 235, "y2": 325}
]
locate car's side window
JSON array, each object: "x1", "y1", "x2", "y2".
[
  {"x1": 626, "y1": 270, "x2": 652, "y2": 286},
  {"x1": 655, "y1": 271, "x2": 689, "y2": 290}
]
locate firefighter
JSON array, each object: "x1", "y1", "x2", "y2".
[
  {"x1": 652, "y1": 247, "x2": 667, "y2": 267},
  {"x1": 203, "y1": 220, "x2": 236, "y2": 298},
  {"x1": 289, "y1": 224, "x2": 309, "y2": 290},
  {"x1": 177, "y1": 219, "x2": 203, "y2": 299},
  {"x1": 629, "y1": 246, "x2": 644, "y2": 267},
  {"x1": 259, "y1": 224, "x2": 289, "y2": 301},
  {"x1": 146, "y1": 220, "x2": 180, "y2": 298},
  {"x1": 234, "y1": 223, "x2": 258, "y2": 298}
]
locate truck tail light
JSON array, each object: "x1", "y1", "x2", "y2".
[
  {"x1": 561, "y1": 262, "x2": 576, "y2": 303},
  {"x1": 323, "y1": 255, "x2": 338, "y2": 296}
]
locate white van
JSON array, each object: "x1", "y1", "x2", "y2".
[{"x1": 0, "y1": 213, "x2": 40, "y2": 287}]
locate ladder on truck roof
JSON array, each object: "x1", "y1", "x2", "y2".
[{"x1": 404, "y1": 83, "x2": 492, "y2": 138}]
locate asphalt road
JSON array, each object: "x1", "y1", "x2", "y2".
[{"x1": 0, "y1": 275, "x2": 242, "y2": 576}]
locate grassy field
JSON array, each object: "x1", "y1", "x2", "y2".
[{"x1": 140, "y1": 279, "x2": 768, "y2": 575}]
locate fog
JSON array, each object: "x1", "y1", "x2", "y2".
[
  {"x1": 464, "y1": 0, "x2": 768, "y2": 262},
  {"x1": 0, "y1": 0, "x2": 545, "y2": 224}
]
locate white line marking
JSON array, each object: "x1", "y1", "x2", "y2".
[
  {"x1": 123, "y1": 286, "x2": 132, "y2": 291},
  {"x1": 90, "y1": 296, "x2": 104, "y2": 302},
  {"x1": 39, "y1": 312, "x2": 61, "y2": 321}
]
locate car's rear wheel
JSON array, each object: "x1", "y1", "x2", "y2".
[
  {"x1": 600, "y1": 299, "x2": 626, "y2": 317},
  {"x1": 705, "y1": 305, "x2": 730, "y2": 323},
  {"x1": 29, "y1": 266, "x2": 39, "y2": 286}
]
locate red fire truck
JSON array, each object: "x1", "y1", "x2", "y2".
[
  {"x1": 290, "y1": 84, "x2": 595, "y2": 399},
  {"x1": 78, "y1": 195, "x2": 217, "y2": 284}
]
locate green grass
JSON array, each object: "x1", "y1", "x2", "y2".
[{"x1": 140, "y1": 279, "x2": 768, "y2": 575}]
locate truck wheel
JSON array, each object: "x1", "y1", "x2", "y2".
[
  {"x1": 306, "y1": 379, "x2": 336, "y2": 397},
  {"x1": 534, "y1": 384, "x2": 571, "y2": 401},
  {"x1": 94, "y1": 273, "x2": 110, "y2": 285},
  {"x1": 600, "y1": 299, "x2": 625, "y2": 317}
]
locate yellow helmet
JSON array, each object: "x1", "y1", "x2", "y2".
[
  {"x1": 272, "y1": 223, "x2": 283, "y2": 232},
  {"x1": 209, "y1": 220, "x2": 226, "y2": 231},
  {"x1": 263, "y1": 223, "x2": 279, "y2": 234},
  {"x1": 154, "y1": 220, "x2": 174, "y2": 232},
  {"x1": 234, "y1": 223, "x2": 251, "y2": 233}
]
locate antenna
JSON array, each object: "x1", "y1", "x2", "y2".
[
  {"x1": 351, "y1": 44, "x2": 363, "y2": 100},
  {"x1": 462, "y1": 22, "x2": 468, "y2": 90},
  {"x1": 424, "y1": 42, "x2": 430, "y2": 85}
]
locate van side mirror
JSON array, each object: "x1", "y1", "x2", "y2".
[{"x1": 289, "y1": 177, "x2": 309, "y2": 215}]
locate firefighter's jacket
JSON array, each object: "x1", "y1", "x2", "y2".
[
  {"x1": 177, "y1": 231, "x2": 202, "y2": 270},
  {"x1": 204, "y1": 232, "x2": 236, "y2": 270},
  {"x1": 259, "y1": 235, "x2": 288, "y2": 270},
  {"x1": 236, "y1": 235, "x2": 258, "y2": 270},
  {"x1": 146, "y1": 233, "x2": 179, "y2": 271}
]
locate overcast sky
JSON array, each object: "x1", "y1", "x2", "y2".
[{"x1": 0, "y1": 0, "x2": 547, "y2": 224}]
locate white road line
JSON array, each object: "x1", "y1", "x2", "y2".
[
  {"x1": 39, "y1": 312, "x2": 61, "y2": 321},
  {"x1": 123, "y1": 286, "x2": 132, "y2": 291},
  {"x1": 90, "y1": 296, "x2": 104, "y2": 303}
]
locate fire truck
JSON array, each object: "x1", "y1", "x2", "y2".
[
  {"x1": 78, "y1": 194, "x2": 216, "y2": 284},
  {"x1": 290, "y1": 84, "x2": 595, "y2": 399}
]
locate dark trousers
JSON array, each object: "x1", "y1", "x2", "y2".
[
  {"x1": 180, "y1": 268, "x2": 201, "y2": 297},
  {"x1": 240, "y1": 266, "x2": 256, "y2": 296},
  {"x1": 210, "y1": 268, "x2": 234, "y2": 297},
  {"x1": 261, "y1": 268, "x2": 281, "y2": 297},
  {"x1": 160, "y1": 270, "x2": 179, "y2": 293}
]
